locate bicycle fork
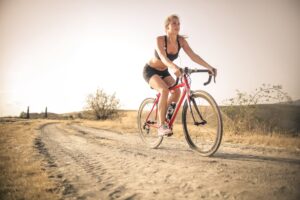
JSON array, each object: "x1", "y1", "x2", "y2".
[{"x1": 187, "y1": 93, "x2": 207, "y2": 126}]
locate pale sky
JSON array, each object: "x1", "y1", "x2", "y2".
[{"x1": 1, "y1": 0, "x2": 299, "y2": 117}]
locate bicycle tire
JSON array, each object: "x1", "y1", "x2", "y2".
[
  {"x1": 137, "y1": 98, "x2": 163, "y2": 148},
  {"x1": 182, "y1": 90, "x2": 223, "y2": 156}
]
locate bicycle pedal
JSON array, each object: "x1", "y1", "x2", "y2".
[{"x1": 194, "y1": 121, "x2": 207, "y2": 126}]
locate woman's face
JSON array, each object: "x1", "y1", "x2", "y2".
[{"x1": 166, "y1": 18, "x2": 180, "y2": 34}]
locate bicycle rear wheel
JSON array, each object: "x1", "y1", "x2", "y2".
[
  {"x1": 182, "y1": 90, "x2": 223, "y2": 156},
  {"x1": 137, "y1": 98, "x2": 163, "y2": 148}
]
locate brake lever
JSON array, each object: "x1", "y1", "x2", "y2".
[{"x1": 204, "y1": 75, "x2": 212, "y2": 86}]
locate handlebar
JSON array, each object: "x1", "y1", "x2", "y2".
[{"x1": 170, "y1": 67, "x2": 216, "y2": 89}]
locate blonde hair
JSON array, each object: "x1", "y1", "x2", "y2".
[
  {"x1": 164, "y1": 14, "x2": 187, "y2": 38},
  {"x1": 164, "y1": 14, "x2": 180, "y2": 31}
]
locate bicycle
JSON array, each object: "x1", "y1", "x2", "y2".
[{"x1": 137, "y1": 67, "x2": 223, "y2": 156}]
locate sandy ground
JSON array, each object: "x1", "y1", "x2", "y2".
[{"x1": 36, "y1": 122, "x2": 300, "y2": 200}]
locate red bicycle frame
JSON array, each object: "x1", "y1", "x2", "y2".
[{"x1": 145, "y1": 74, "x2": 192, "y2": 129}]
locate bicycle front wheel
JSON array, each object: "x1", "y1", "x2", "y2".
[
  {"x1": 137, "y1": 98, "x2": 163, "y2": 148},
  {"x1": 182, "y1": 90, "x2": 223, "y2": 156}
]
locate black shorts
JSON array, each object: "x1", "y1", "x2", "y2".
[{"x1": 143, "y1": 64, "x2": 171, "y2": 83}]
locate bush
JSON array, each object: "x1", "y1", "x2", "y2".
[
  {"x1": 85, "y1": 88, "x2": 120, "y2": 120},
  {"x1": 77, "y1": 112, "x2": 83, "y2": 119},
  {"x1": 222, "y1": 84, "x2": 292, "y2": 134},
  {"x1": 19, "y1": 112, "x2": 27, "y2": 119}
]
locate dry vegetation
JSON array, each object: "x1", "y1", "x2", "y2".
[
  {"x1": 0, "y1": 119, "x2": 60, "y2": 200},
  {"x1": 73, "y1": 84, "x2": 300, "y2": 150},
  {"x1": 74, "y1": 110, "x2": 137, "y2": 134},
  {"x1": 76, "y1": 110, "x2": 300, "y2": 151}
]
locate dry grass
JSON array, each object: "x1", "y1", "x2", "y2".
[
  {"x1": 224, "y1": 131, "x2": 300, "y2": 150},
  {"x1": 0, "y1": 119, "x2": 60, "y2": 200},
  {"x1": 76, "y1": 110, "x2": 139, "y2": 134}
]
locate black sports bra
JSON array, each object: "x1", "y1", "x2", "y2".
[{"x1": 154, "y1": 35, "x2": 181, "y2": 61}]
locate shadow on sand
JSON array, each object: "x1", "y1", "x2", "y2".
[
  {"x1": 157, "y1": 144, "x2": 300, "y2": 165},
  {"x1": 214, "y1": 152, "x2": 300, "y2": 165}
]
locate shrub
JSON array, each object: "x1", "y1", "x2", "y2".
[
  {"x1": 19, "y1": 112, "x2": 27, "y2": 119},
  {"x1": 85, "y1": 88, "x2": 120, "y2": 120},
  {"x1": 222, "y1": 84, "x2": 292, "y2": 134}
]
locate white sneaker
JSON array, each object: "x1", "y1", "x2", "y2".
[{"x1": 158, "y1": 125, "x2": 173, "y2": 137}]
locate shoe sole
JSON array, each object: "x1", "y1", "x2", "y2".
[{"x1": 157, "y1": 132, "x2": 173, "y2": 137}]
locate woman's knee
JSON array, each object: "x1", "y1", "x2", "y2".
[
  {"x1": 159, "y1": 87, "x2": 169, "y2": 96},
  {"x1": 149, "y1": 75, "x2": 169, "y2": 94}
]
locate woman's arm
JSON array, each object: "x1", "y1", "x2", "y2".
[{"x1": 180, "y1": 37, "x2": 217, "y2": 76}]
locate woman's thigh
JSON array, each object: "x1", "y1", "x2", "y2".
[
  {"x1": 149, "y1": 75, "x2": 169, "y2": 92},
  {"x1": 163, "y1": 75, "x2": 176, "y2": 87}
]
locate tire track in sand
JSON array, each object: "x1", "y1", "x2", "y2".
[{"x1": 37, "y1": 123, "x2": 300, "y2": 200}]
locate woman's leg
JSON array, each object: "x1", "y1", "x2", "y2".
[
  {"x1": 163, "y1": 76, "x2": 181, "y2": 105},
  {"x1": 148, "y1": 75, "x2": 169, "y2": 126}
]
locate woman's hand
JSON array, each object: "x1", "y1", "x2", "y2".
[
  {"x1": 173, "y1": 66, "x2": 182, "y2": 77},
  {"x1": 209, "y1": 67, "x2": 217, "y2": 77}
]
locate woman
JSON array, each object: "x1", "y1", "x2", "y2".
[{"x1": 143, "y1": 14, "x2": 217, "y2": 136}]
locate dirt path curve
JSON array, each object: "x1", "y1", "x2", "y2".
[{"x1": 37, "y1": 123, "x2": 300, "y2": 200}]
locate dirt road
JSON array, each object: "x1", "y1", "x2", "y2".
[{"x1": 36, "y1": 123, "x2": 300, "y2": 200}]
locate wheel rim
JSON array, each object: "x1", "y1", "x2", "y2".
[
  {"x1": 138, "y1": 99, "x2": 163, "y2": 148},
  {"x1": 185, "y1": 94, "x2": 221, "y2": 154}
]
